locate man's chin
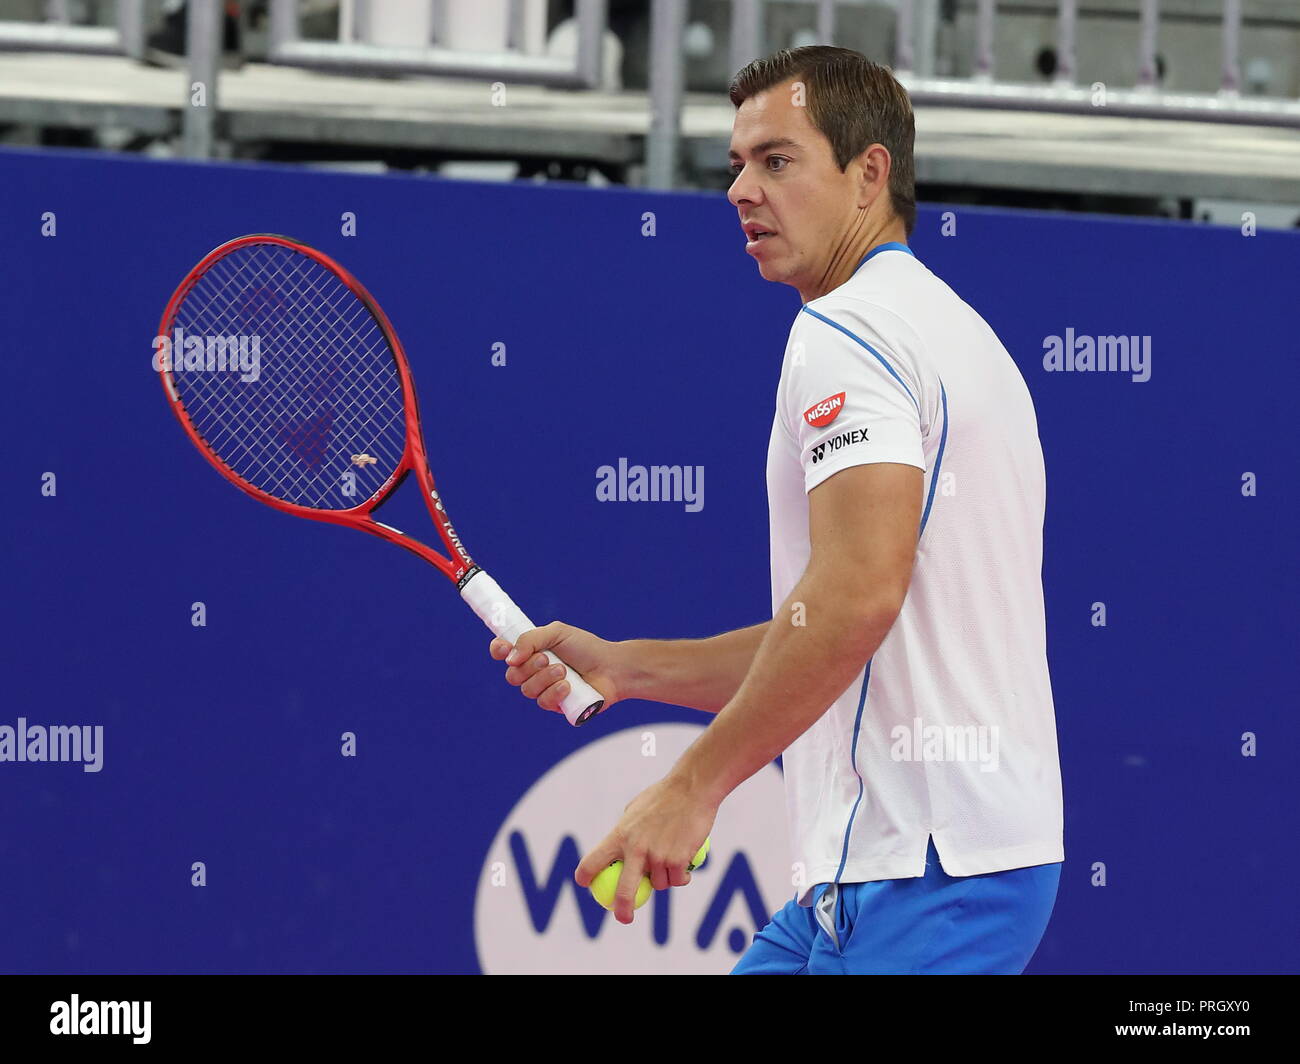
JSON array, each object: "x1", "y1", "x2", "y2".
[{"x1": 755, "y1": 257, "x2": 795, "y2": 286}]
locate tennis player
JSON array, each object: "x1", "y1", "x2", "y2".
[{"x1": 490, "y1": 46, "x2": 1064, "y2": 975}]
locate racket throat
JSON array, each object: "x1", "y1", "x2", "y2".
[{"x1": 455, "y1": 564, "x2": 483, "y2": 592}]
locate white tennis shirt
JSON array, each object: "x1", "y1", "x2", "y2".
[{"x1": 766, "y1": 242, "x2": 1064, "y2": 905}]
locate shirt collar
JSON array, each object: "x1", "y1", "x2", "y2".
[{"x1": 854, "y1": 241, "x2": 914, "y2": 274}]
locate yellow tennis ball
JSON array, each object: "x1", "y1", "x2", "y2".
[
  {"x1": 689, "y1": 836, "x2": 711, "y2": 871},
  {"x1": 590, "y1": 862, "x2": 652, "y2": 911}
]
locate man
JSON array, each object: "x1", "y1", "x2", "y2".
[{"x1": 489, "y1": 46, "x2": 1064, "y2": 974}]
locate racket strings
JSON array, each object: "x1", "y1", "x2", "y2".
[
  {"x1": 181, "y1": 247, "x2": 395, "y2": 482},
  {"x1": 198, "y1": 251, "x2": 385, "y2": 477},
  {"x1": 180, "y1": 267, "x2": 348, "y2": 502},
  {"x1": 168, "y1": 243, "x2": 408, "y2": 509},
  {"x1": 182, "y1": 255, "x2": 328, "y2": 484}
]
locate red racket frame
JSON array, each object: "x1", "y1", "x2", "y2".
[{"x1": 157, "y1": 233, "x2": 478, "y2": 586}]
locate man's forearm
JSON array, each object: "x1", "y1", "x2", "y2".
[
  {"x1": 617, "y1": 622, "x2": 770, "y2": 714},
  {"x1": 670, "y1": 568, "x2": 900, "y2": 806}
]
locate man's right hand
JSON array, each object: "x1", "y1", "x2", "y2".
[{"x1": 489, "y1": 622, "x2": 628, "y2": 716}]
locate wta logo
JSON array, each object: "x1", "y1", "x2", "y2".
[
  {"x1": 473, "y1": 724, "x2": 791, "y2": 974},
  {"x1": 803, "y1": 392, "x2": 846, "y2": 428}
]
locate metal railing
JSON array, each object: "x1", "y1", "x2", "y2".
[
  {"x1": 643, "y1": 0, "x2": 1300, "y2": 187},
  {"x1": 264, "y1": 0, "x2": 606, "y2": 88},
  {"x1": 183, "y1": 0, "x2": 221, "y2": 159},
  {"x1": 3, "y1": 0, "x2": 1297, "y2": 183},
  {"x1": 893, "y1": 0, "x2": 1300, "y2": 130},
  {"x1": 0, "y1": 0, "x2": 145, "y2": 59}
]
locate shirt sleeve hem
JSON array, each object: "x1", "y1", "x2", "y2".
[{"x1": 804, "y1": 452, "x2": 926, "y2": 495}]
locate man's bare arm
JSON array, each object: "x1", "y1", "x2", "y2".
[
  {"x1": 669, "y1": 463, "x2": 923, "y2": 805},
  {"x1": 616, "y1": 622, "x2": 771, "y2": 714},
  {"x1": 489, "y1": 620, "x2": 770, "y2": 717}
]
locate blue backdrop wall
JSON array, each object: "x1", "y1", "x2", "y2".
[{"x1": 1, "y1": 146, "x2": 1295, "y2": 974}]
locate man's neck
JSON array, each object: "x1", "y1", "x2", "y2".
[{"x1": 798, "y1": 220, "x2": 908, "y2": 304}]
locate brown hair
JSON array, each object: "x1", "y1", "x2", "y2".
[{"x1": 729, "y1": 46, "x2": 916, "y2": 237}]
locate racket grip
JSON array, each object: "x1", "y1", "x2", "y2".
[{"x1": 460, "y1": 569, "x2": 606, "y2": 727}]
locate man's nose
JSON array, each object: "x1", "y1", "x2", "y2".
[{"x1": 728, "y1": 171, "x2": 760, "y2": 208}]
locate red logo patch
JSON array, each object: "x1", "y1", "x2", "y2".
[{"x1": 803, "y1": 392, "x2": 846, "y2": 428}]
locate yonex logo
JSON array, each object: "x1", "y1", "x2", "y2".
[
  {"x1": 810, "y1": 427, "x2": 869, "y2": 464},
  {"x1": 803, "y1": 392, "x2": 846, "y2": 428}
]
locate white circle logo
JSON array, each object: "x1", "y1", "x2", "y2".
[{"x1": 474, "y1": 723, "x2": 792, "y2": 974}]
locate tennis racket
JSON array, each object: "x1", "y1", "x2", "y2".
[{"x1": 156, "y1": 233, "x2": 606, "y2": 726}]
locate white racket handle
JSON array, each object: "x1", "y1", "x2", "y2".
[{"x1": 459, "y1": 568, "x2": 606, "y2": 727}]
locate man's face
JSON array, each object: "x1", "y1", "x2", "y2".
[{"x1": 727, "y1": 79, "x2": 862, "y2": 291}]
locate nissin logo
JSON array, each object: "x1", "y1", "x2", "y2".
[
  {"x1": 803, "y1": 392, "x2": 845, "y2": 428},
  {"x1": 474, "y1": 724, "x2": 791, "y2": 974}
]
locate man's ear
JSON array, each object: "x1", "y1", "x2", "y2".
[{"x1": 856, "y1": 143, "x2": 892, "y2": 209}]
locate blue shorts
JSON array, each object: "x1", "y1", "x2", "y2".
[{"x1": 732, "y1": 838, "x2": 1061, "y2": 974}]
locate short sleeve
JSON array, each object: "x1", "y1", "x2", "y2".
[{"x1": 780, "y1": 303, "x2": 927, "y2": 495}]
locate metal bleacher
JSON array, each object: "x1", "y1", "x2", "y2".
[{"x1": 1, "y1": 1, "x2": 1298, "y2": 224}]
